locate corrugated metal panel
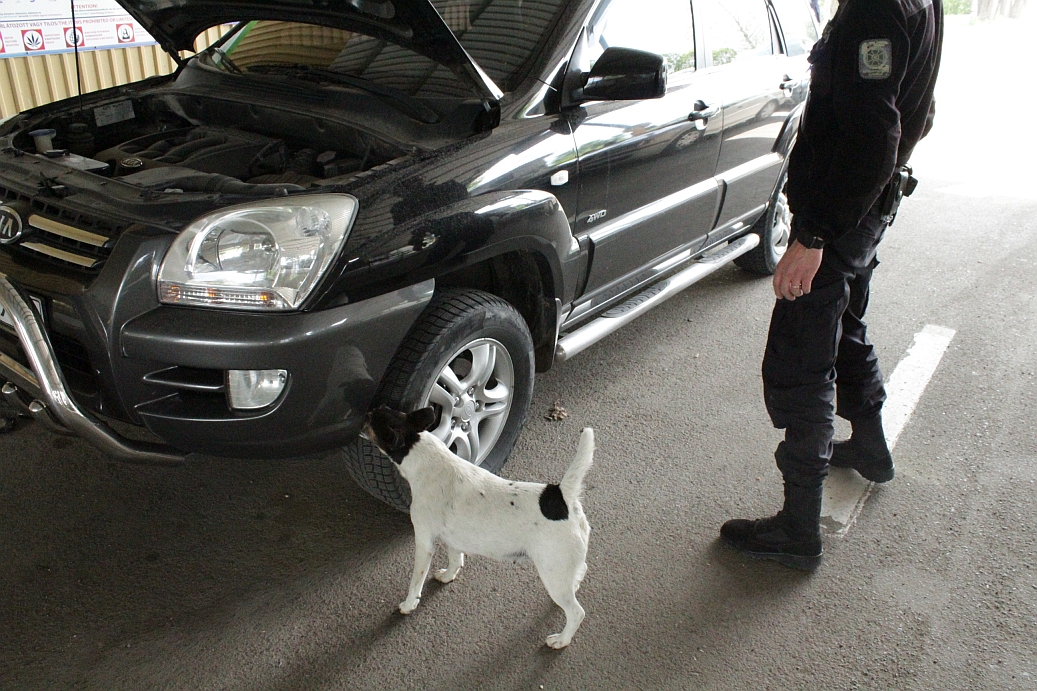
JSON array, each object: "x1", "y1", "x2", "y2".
[
  {"x1": 229, "y1": 21, "x2": 352, "y2": 68},
  {"x1": 0, "y1": 26, "x2": 229, "y2": 119}
]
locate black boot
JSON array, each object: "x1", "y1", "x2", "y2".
[
  {"x1": 831, "y1": 414, "x2": 894, "y2": 483},
  {"x1": 721, "y1": 476, "x2": 823, "y2": 571}
]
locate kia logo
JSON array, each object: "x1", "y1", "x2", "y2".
[{"x1": 0, "y1": 205, "x2": 25, "y2": 244}]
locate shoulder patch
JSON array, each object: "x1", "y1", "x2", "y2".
[
  {"x1": 859, "y1": 39, "x2": 892, "y2": 80},
  {"x1": 539, "y1": 484, "x2": 569, "y2": 521}
]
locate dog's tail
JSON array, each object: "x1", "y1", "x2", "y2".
[{"x1": 560, "y1": 428, "x2": 594, "y2": 503}]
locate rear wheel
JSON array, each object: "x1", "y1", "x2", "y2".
[
  {"x1": 755, "y1": 99, "x2": 779, "y2": 121},
  {"x1": 340, "y1": 289, "x2": 535, "y2": 511},
  {"x1": 735, "y1": 165, "x2": 791, "y2": 275}
]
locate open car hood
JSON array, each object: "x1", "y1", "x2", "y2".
[{"x1": 119, "y1": 0, "x2": 503, "y2": 100}]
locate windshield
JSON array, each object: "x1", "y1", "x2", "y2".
[
  {"x1": 431, "y1": 0, "x2": 568, "y2": 90},
  {"x1": 212, "y1": 21, "x2": 470, "y2": 99},
  {"x1": 211, "y1": 0, "x2": 567, "y2": 98}
]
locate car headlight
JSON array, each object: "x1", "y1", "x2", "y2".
[{"x1": 158, "y1": 194, "x2": 358, "y2": 311}]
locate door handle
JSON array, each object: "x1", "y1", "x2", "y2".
[{"x1": 688, "y1": 101, "x2": 720, "y2": 122}]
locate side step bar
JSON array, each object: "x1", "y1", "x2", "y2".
[{"x1": 555, "y1": 234, "x2": 760, "y2": 363}]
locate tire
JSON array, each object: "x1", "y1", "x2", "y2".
[
  {"x1": 735, "y1": 165, "x2": 791, "y2": 275},
  {"x1": 340, "y1": 289, "x2": 535, "y2": 512},
  {"x1": 755, "y1": 99, "x2": 779, "y2": 121}
]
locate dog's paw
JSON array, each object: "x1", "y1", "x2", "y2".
[
  {"x1": 434, "y1": 568, "x2": 457, "y2": 583},
  {"x1": 545, "y1": 633, "x2": 572, "y2": 649},
  {"x1": 399, "y1": 598, "x2": 420, "y2": 614}
]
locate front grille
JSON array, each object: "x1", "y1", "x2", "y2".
[
  {"x1": 50, "y1": 331, "x2": 100, "y2": 398},
  {"x1": 0, "y1": 185, "x2": 125, "y2": 274},
  {"x1": 0, "y1": 326, "x2": 31, "y2": 371},
  {"x1": 0, "y1": 322, "x2": 101, "y2": 399}
]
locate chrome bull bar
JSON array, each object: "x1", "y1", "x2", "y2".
[{"x1": 0, "y1": 273, "x2": 185, "y2": 465}]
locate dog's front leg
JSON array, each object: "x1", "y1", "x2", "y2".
[
  {"x1": 435, "y1": 546, "x2": 464, "y2": 583},
  {"x1": 400, "y1": 530, "x2": 434, "y2": 614}
]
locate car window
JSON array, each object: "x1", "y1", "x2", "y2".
[
  {"x1": 697, "y1": 0, "x2": 775, "y2": 65},
  {"x1": 770, "y1": 0, "x2": 819, "y2": 56},
  {"x1": 216, "y1": 1, "x2": 569, "y2": 100},
  {"x1": 587, "y1": 0, "x2": 696, "y2": 78},
  {"x1": 431, "y1": 0, "x2": 569, "y2": 91},
  {"x1": 217, "y1": 20, "x2": 473, "y2": 99},
  {"x1": 222, "y1": 22, "x2": 352, "y2": 70}
]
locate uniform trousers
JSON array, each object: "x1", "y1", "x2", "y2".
[{"x1": 762, "y1": 208, "x2": 890, "y2": 487}]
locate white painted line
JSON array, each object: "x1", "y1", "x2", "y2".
[
  {"x1": 882, "y1": 324, "x2": 957, "y2": 449},
  {"x1": 821, "y1": 324, "x2": 956, "y2": 535}
]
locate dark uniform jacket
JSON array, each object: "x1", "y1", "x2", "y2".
[{"x1": 786, "y1": 0, "x2": 943, "y2": 243}]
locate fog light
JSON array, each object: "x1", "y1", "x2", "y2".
[{"x1": 226, "y1": 369, "x2": 288, "y2": 410}]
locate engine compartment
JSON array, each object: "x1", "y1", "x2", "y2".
[{"x1": 10, "y1": 92, "x2": 410, "y2": 195}]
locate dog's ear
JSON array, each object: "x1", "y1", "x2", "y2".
[{"x1": 408, "y1": 406, "x2": 438, "y2": 432}]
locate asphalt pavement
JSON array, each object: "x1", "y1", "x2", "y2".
[{"x1": 2, "y1": 14, "x2": 1036, "y2": 691}]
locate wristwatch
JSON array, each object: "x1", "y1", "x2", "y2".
[{"x1": 795, "y1": 229, "x2": 826, "y2": 249}]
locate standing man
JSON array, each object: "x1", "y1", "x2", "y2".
[{"x1": 721, "y1": 0, "x2": 943, "y2": 570}]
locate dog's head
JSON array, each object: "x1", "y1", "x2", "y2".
[{"x1": 361, "y1": 405, "x2": 438, "y2": 464}]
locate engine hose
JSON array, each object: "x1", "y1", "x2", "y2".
[
  {"x1": 156, "y1": 136, "x2": 225, "y2": 164},
  {"x1": 152, "y1": 171, "x2": 302, "y2": 194},
  {"x1": 288, "y1": 148, "x2": 318, "y2": 175},
  {"x1": 138, "y1": 139, "x2": 174, "y2": 159}
]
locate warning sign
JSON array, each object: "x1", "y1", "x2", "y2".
[
  {"x1": 1, "y1": 0, "x2": 158, "y2": 58},
  {"x1": 21, "y1": 29, "x2": 46, "y2": 52},
  {"x1": 64, "y1": 26, "x2": 86, "y2": 49}
]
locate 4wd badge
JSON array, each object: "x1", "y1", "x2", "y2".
[{"x1": 0, "y1": 205, "x2": 25, "y2": 244}]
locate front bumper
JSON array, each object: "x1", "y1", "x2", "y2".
[
  {"x1": 1, "y1": 274, "x2": 184, "y2": 464},
  {"x1": 0, "y1": 270, "x2": 434, "y2": 462}
]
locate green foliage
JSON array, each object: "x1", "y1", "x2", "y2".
[
  {"x1": 712, "y1": 47, "x2": 737, "y2": 65},
  {"x1": 663, "y1": 50, "x2": 696, "y2": 73},
  {"x1": 944, "y1": 0, "x2": 972, "y2": 14}
]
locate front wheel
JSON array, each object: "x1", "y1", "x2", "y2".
[
  {"x1": 735, "y1": 165, "x2": 791, "y2": 275},
  {"x1": 340, "y1": 289, "x2": 535, "y2": 512}
]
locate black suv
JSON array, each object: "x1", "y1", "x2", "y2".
[{"x1": 0, "y1": 0, "x2": 818, "y2": 509}]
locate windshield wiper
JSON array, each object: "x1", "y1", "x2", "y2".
[{"x1": 248, "y1": 64, "x2": 440, "y2": 125}]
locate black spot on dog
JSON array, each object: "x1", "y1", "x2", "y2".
[{"x1": 539, "y1": 484, "x2": 569, "y2": 521}]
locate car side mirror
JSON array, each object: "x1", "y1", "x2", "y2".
[{"x1": 574, "y1": 47, "x2": 667, "y2": 102}]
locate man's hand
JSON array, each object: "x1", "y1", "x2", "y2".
[{"x1": 773, "y1": 240, "x2": 823, "y2": 300}]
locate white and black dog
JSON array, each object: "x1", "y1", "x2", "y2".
[{"x1": 362, "y1": 405, "x2": 594, "y2": 649}]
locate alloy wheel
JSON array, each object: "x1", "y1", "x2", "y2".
[{"x1": 422, "y1": 338, "x2": 515, "y2": 465}]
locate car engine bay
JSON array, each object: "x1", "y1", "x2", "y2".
[{"x1": 7, "y1": 91, "x2": 411, "y2": 196}]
